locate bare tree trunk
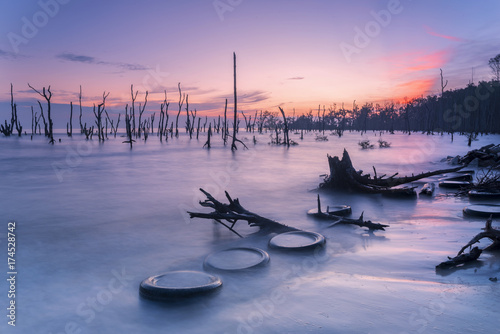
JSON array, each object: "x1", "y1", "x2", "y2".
[
  {"x1": 130, "y1": 85, "x2": 138, "y2": 136},
  {"x1": 223, "y1": 98, "x2": 228, "y2": 145},
  {"x1": 196, "y1": 118, "x2": 201, "y2": 140},
  {"x1": 93, "y1": 92, "x2": 109, "y2": 142},
  {"x1": 28, "y1": 84, "x2": 54, "y2": 144},
  {"x1": 11, "y1": 84, "x2": 22, "y2": 136},
  {"x1": 123, "y1": 104, "x2": 135, "y2": 148},
  {"x1": 231, "y1": 52, "x2": 238, "y2": 150},
  {"x1": 203, "y1": 123, "x2": 212, "y2": 149},
  {"x1": 137, "y1": 91, "x2": 148, "y2": 138},
  {"x1": 79, "y1": 85, "x2": 84, "y2": 134},
  {"x1": 279, "y1": 107, "x2": 290, "y2": 147},
  {"x1": 31, "y1": 106, "x2": 34, "y2": 137},
  {"x1": 230, "y1": 53, "x2": 246, "y2": 150},
  {"x1": 175, "y1": 83, "x2": 185, "y2": 137},
  {"x1": 67, "y1": 102, "x2": 73, "y2": 137}
]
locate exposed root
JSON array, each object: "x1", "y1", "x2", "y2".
[
  {"x1": 458, "y1": 216, "x2": 500, "y2": 255},
  {"x1": 436, "y1": 216, "x2": 500, "y2": 269}
]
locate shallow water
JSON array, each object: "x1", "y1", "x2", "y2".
[{"x1": 0, "y1": 131, "x2": 499, "y2": 333}]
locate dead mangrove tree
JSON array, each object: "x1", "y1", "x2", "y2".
[
  {"x1": 320, "y1": 149, "x2": 464, "y2": 194},
  {"x1": 28, "y1": 83, "x2": 54, "y2": 143}
]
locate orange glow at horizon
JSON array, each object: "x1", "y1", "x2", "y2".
[{"x1": 392, "y1": 78, "x2": 437, "y2": 102}]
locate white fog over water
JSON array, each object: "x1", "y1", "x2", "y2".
[{"x1": 1, "y1": 131, "x2": 499, "y2": 334}]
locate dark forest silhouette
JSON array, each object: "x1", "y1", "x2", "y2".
[{"x1": 290, "y1": 79, "x2": 499, "y2": 135}]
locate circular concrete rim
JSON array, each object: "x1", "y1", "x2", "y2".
[
  {"x1": 463, "y1": 204, "x2": 500, "y2": 217},
  {"x1": 269, "y1": 231, "x2": 326, "y2": 250},
  {"x1": 438, "y1": 180, "x2": 472, "y2": 188},
  {"x1": 204, "y1": 247, "x2": 270, "y2": 271},
  {"x1": 307, "y1": 205, "x2": 351, "y2": 216},
  {"x1": 140, "y1": 270, "x2": 222, "y2": 300},
  {"x1": 468, "y1": 190, "x2": 500, "y2": 198}
]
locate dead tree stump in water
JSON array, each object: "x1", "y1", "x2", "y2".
[
  {"x1": 320, "y1": 149, "x2": 464, "y2": 194},
  {"x1": 203, "y1": 124, "x2": 212, "y2": 149}
]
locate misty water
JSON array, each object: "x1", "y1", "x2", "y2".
[{"x1": 1, "y1": 131, "x2": 499, "y2": 334}]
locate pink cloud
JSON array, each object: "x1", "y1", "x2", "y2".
[
  {"x1": 378, "y1": 49, "x2": 452, "y2": 75},
  {"x1": 424, "y1": 25, "x2": 465, "y2": 42},
  {"x1": 405, "y1": 49, "x2": 451, "y2": 71},
  {"x1": 391, "y1": 78, "x2": 436, "y2": 102}
]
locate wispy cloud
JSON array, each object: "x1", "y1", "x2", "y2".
[
  {"x1": 369, "y1": 78, "x2": 437, "y2": 103},
  {"x1": 57, "y1": 53, "x2": 97, "y2": 64},
  {"x1": 239, "y1": 90, "x2": 270, "y2": 104},
  {"x1": 0, "y1": 48, "x2": 21, "y2": 59},
  {"x1": 56, "y1": 53, "x2": 148, "y2": 71},
  {"x1": 118, "y1": 63, "x2": 148, "y2": 71},
  {"x1": 379, "y1": 49, "x2": 452, "y2": 74},
  {"x1": 395, "y1": 78, "x2": 435, "y2": 94},
  {"x1": 213, "y1": 90, "x2": 271, "y2": 105},
  {"x1": 287, "y1": 76, "x2": 304, "y2": 80},
  {"x1": 424, "y1": 25, "x2": 465, "y2": 42},
  {"x1": 405, "y1": 49, "x2": 451, "y2": 72}
]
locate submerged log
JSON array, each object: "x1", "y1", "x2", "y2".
[
  {"x1": 436, "y1": 247, "x2": 482, "y2": 269},
  {"x1": 187, "y1": 189, "x2": 297, "y2": 237},
  {"x1": 320, "y1": 149, "x2": 464, "y2": 194}
]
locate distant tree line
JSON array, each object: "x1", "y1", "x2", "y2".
[{"x1": 285, "y1": 80, "x2": 500, "y2": 137}]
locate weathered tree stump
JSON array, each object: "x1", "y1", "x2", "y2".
[{"x1": 320, "y1": 149, "x2": 464, "y2": 194}]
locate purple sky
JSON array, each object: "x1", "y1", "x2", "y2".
[{"x1": 1, "y1": 0, "x2": 499, "y2": 118}]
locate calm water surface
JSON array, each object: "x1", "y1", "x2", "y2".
[{"x1": 0, "y1": 131, "x2": 499, "y2": 333}]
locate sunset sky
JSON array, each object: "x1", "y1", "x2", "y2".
[{"x1": 1, "y1": 0, "x2": 499, "y2": 118}]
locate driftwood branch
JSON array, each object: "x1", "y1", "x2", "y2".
[
  {"x1": 188, "y1": 189, "x2": 298, "y2": 236},
  {"x1": 437, "y1": 216, "x2": 500, "y2": 269},
  {"x1": 436, "y1": 247, "x2": 482, "y2": 269},
  {"x1": 310, "y1": 195, "x2": 388, "y2": 231},
  {"x1": 328, "y1": 212, "x2": 389, "y2": 231}
]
